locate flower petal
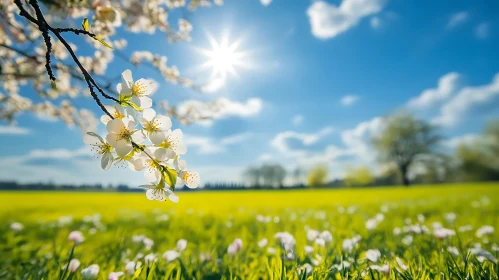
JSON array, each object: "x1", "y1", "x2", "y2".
[
  {"x1": 139, "y1": 96, "x2": 152, "y2": 109},
  {"x1": 106, "y1": 133, "x2": 120, "y2": 147},
  {"x1": 149, "y1": 131, "x2": 165, "y2": 145},
  {"x1": 122, "y1": 69, "x2": 134, "y2": 88},
  {"x1": 156, "y1": 115, "x2": 172, "y2": 131},
  {"x1": 153, "y1": 148, "x2": 167, "y2": 162},
  {"x1": 84, "y1": 132, "x2": 104, "y2": 145},
  {"x1": 165, "y1": 189, "x2": 179, "y2": 203},
  {"x1": 135, "y1": 78, "x2": 157, "y2": 96},
  {"x1": 146, "y1": 189, "x2": 155, "y2": 200},
  {"x1": 142, "y1": 108, "x2": 156, "y2": 121},
  {"x1": 128, "y1": 158, "x2": 145, "y2": 171},
  {"x1": 101, "y1": 153, "x2": 113, "y2": 170},
  {"x1": 100, "y1": 115, "x2": 112, "y2": 125},
  {"x1": 115, "y1": 140, "x2": 133, "y2": 157},
  {"x1": 131, "y1": 130, "x2": 146, "y2": 143},
  {"x1": 106, "y1": 119, "x2": 125, "y2": 134},
  {"x1": 144, "y1": 168, "x2": 161, "y2": 184}
]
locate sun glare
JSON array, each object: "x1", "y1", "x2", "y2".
[{"x1": 198, "y1": 34, "x2": 246, "y2": 80}]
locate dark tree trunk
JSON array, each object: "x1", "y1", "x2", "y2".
[{"x1": 400, "y1": 165, "x2": 410, "y2": 186}]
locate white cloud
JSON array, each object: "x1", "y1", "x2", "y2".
[
  {"x1": 177, "y1": 98, "x2": 263, "y2": 126},
  {"x1": 27, "y1": 147, "x2": 91, "y2": 159},
  {"x1": 306, "y1": 0, "x2": 385, "y2": 39},
  {"x1": 201, "y1": 77, "x2": 225, "y2": 93},
  {"x1": 185, "y1": 132, "x2": 253, "y2": 154},
  {"x1": 258, "y1": 153, "x2": 272, "y2": 162},
  {"x1": 370, "y1": 17, "x2": 381, "y2": 29},
  {"x1": 442, "y1": 134, "x2": 480, "y2": 148},
  {"x1": 407, "y1": 72, "x2": 460, "y2": 109},
  {"x1": 292, "y1": 114, "x2": 304, "y2": 126},
  {"x1": 0, "y1": 125, "x2": 31, "y2": 135},
  {"x1": 340, "y1": 117, "x2": 384, "y2": 163},
  {"x1": 475, "y1": 22, "x2": 489, "y2": 39},
  {"x1": 340, "y1": 95, "x2": 360, "y2": 106},
  {"x1": 260, "y1": 0, "x2": 272, "y2": 6},
  {"x1": 447, "y1": 11, "x2": 469, "y2": 29},
  {"x1": 271, "y1": 126, "x2": 334, "y2": 154},
  {"x1": 432, "y1": 73, "x2": 499, "y2": 126}
]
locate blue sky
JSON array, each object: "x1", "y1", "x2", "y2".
[{"x1": 1, "y1": 0, "x2": 499, "y2": 186}]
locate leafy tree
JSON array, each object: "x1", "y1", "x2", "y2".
[
  {"x1": 307, "y1": 165, "x2": 328, "y2": 187},
  {"x1": 372, "y1": 112, "x2": 441, "y2": 186},
  {"x1": 244, "y1": 164, "x2": 287, "y2": 188},
  {"x1": 344, "y1": 165, "x2": 374, "y2": 187},
  {"x1": 243, "y1": 166, "x2": 262, "y2": 188},
  {"x1": 456, "y1": 120, "x2": 499, "y2": 181}
]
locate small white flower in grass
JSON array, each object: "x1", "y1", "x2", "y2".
[
  {"x1": 10, "y1": 222, "x2": 23, "y2": 232},
  {"x1": 307, "y1": 229, "x2": 319, "y2": 241},
  {"x1": 138, "y1": 180, "x2": 178, "y2": 203},
  {"x1": 393, "y1": 227, "x2": 401, "y2": 235},
  {"x1": 84, "y1": 132, "x2": 114, "y2": 170},
  {"x1": 118, "y1": 69, "x2": 157, "y2": 109},
  {"x1": 445, "y1": 212, "x2": 456, "y2": 223},
  {"x1": 434, "y1": 228, "x2": 455, "y2": 239},
  {"x1": 370, "y1": 264, "x2": 390, "y2": 275},
  {"x1": 274, "y1": 232, "x2": 296, "y2": 251},
  {"x1": 174, "y1": 157, "x2": 199, "y2": 189},
  {"x1": 304, "y1": 245, "x2": 314, "y2": 254},
  {"x1": 342, "y1": 235, "x2": 361, "y2": 252},
  {"x1": 492, "y1": 244, "x2": 499, "y2": 252},
  {"x1": 299, "y1": 263, "x2": 313, "y2": 275},
  {"x1": 402, "y1": 235, "x2": 413, "y2": 246},
  {"x1": 62, "y1": 259, "x2": 80, "y2": 272},
  {"x1": 396, "y1": 257, "x2": 408, "y2": 271},
  {"x1": 163, "y1": 250, "x2": 180, "y2": 262},
  {"x1": 140, "y1": 108, "x2": 172, "y2": 145},
  {"x1": 267, "y1": 247, "x2": 276, "y2": 254},
  {"x1": 469, "y1": 248, "x2": 497, "y2": 264},
  {"x1": 476, "y1": 225, "x2": 494, "y2": 238},
  {"x1": 106, "y1": 118, "x2": 145, "y2": 157},
  {"x1": 132, "y1": 234, "x2": 145, "y2": 243},
  {"x1": 227, "y1": 238, "x2": 243, "y2": 256},
  {"x1": 448, "y1": 246, "x2": 460, "y2": 256},
  {"x1": 125, "y1": 261, "x2": 140, "y2": 275},
  {"x1": 144, "y1": 253, "x2": 157, "y2": 265},
  {"x1": 365, "y1": 249, "x2": 381, "y2": 262},
  {"x1": 81, "y1": 264, "x2": 99, "y2": 280},
  {"x1": 143, "y1": 237, "x2": 154, "y2": 250},
  {"x1": 332, "y1": 261, "x2": 351, "y2": 270},
  {"x1": 108, "y1": 271, "x2": 124, "y2": 280},
  {"x1": 177, "y1": 239, "x2": 187, "y2": 252},
  {"x1": 315, "y1": 237, "x2": 326, "y2": 247},
  {"x1": 258, "y1": 238, "x2": 268, "y2": 248},
  {"x1": 459, "y1": 225, "x2": 473, "y2": 232},
  {"x1": 320, "y1": 230, "x2": 333, "y2": 243},
  {"x1": 68, "y1": 231, "x2": 85, "y2": 244},
  {"x1": 417, "y1": 214, "x2": 425, "y2": 223}
]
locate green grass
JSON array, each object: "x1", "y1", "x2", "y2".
[{"x1": 1, "y1": 183, "x2": 498, "y2": 279}]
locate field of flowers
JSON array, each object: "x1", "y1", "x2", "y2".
[{"x1": 1, "y1": 183, "x2": 498, "y2": 279}]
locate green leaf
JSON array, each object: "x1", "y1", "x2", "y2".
[
  {"x1": 82, "y1": 18, "x2": 90, "y2": 31},
  {"x1": 163, "y1": 166, "x2": 178, "y2": 188},
  {"x1": 50, "y1": 80, "x2": 57, "y2": 90},
  {"x1": 94, "y1": 36, "x2": 114, "y2": 49},
  {"x1": 131, "y1": 266, "x2": 142, "y2": 280}
]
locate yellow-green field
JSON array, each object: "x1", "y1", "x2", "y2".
[{"x1": 1, "y1": 183, "x2": 498, "y2": 279}]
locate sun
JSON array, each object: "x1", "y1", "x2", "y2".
[{"x1": 198, "y1": 33, "x2": 246, "y2": 80}]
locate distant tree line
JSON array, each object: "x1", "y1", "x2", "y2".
[{"x1": 2, "y1": 113, "x2": 498, "y2": 192}]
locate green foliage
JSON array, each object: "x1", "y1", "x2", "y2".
[
  {"x1": 1, "y1": 184, "x2": 498, "y2": 279},
  {"x1": 307, "y1": 165, "x2": 328, "y2": 187},
  {"x1": 457, "y1": 119, "x2": 499, "y2": 182},
  {"x1": 343, "y1": 165, "x2": 374, "y2": 187},
  {"x1": 372, "y1": 112, "x2": 441, "y2": 186}
]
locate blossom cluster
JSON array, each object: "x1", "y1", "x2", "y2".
[
  {"x1": 84, "y1": 69, "x2": 199, "y2": 202},
  {"x1": 0, "y1": 0, "x2": 223, "y2": 131}
]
